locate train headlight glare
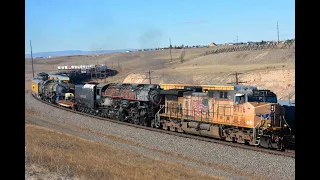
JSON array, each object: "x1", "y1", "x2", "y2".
[{"x1": 271, "y1": 104, "x2": 275, "y2": 111}]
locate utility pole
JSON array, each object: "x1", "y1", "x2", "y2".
[
  {"x1": 277, "y1": 21, "x2": 280, "y2": 43},
  {"x1": 30, "y1": 40, "x2": 34, "y2": 77},
  {"x1": 104, "y1": 60, "x2": 107, "y2": 83},
  {"x1": 144, "y1": 70, "x2": 153, "y2": 84},
  {"x1": 117, "y1": 59, "x2": 120, "y2": 72},
  {"x1": 179, "y1": 48, "x2": 185, "y2": 64},
  {"x1": 227, "y1": 72, "x2": 247, "y2": 85},
  {"x1": 237, "y1": 33, "x2": 238, "y2": 43},
  {"x1": 169, "y1": 38, "x2": 172, "y2": 62},
  {"x1": 148, "y1": 70, "x2": 151, "y2": 84}
]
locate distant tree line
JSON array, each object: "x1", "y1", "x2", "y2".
[
  {"x1": 136, "y1": 38, "x2": 295, "y2": 52},
  {"x1": 155, "y1": 44, "x2": 208, "y2": 50}
]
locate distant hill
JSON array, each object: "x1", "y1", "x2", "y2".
[{"x1": 25, "y1": 49, "x2": 138, "y2": 58}]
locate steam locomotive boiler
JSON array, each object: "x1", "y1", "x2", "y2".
[
  {"x1": 38, "y1": 80, "x2": 70, "y2": 103},
  {"x1": 74, "y1": 83, "x2": 163, "y2": 126}
]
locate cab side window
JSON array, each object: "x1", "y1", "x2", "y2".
[
  {"x1": 235, "y1": 95, "x2": 245, "y2": 104},
  {"x1": 219, "y1": 91, "x2": 228, "y2": 99}
]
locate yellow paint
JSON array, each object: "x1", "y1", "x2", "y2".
[
  {"x1": 160, "y1": 84, "x2": 234, "y2": 91},
  {"x1": 161, "y1": 95, "x2": 278, "y2": 129},
  {"x1": 31, "y1": 82, "x2": 38, "y2": 94},
  {"x1": 65, "y1": 93, "x2": 74, "y2": 100}
]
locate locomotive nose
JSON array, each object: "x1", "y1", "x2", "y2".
[{"x1": 149, "y1": 89, "x2": 163, "y2": 105}]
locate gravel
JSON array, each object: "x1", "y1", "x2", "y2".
[{"x1": 25, "y1": 93, "x2": 295, "y2": 180}]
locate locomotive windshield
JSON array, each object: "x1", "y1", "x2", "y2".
[{"x1": 247, "y1": 90, "x2": 277, "y2": 103}]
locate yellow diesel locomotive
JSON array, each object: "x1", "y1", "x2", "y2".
[{"x1": 155, "y1": 84, "x2": 292, "y2": 150}]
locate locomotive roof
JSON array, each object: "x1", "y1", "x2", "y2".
[
  {"x1": 48, "y1": 74, "x2": 70, "y2": 80},
  {"x1": 83, "y1": 84, "x2": 96, "y2": 89},
  {"x1": 32, "y1": 78, "x2": 43, "y2": 84},
  {"x1": 160, "y1": 83, "x2": 257, "y2": 92},
  {"x1": 97, "y1": 83, "x2": 110, "y2": 88}
]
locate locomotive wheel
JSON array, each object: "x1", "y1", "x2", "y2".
[
  {"x1": 118, "y1": 109, "x2": 127, "y2": 122},
  {"x1": 143, "y1": 121, "x2": 148, "y2": 127},
  {"x1": 140, "y1": 110, "x2": 148, "y2": 126},
  {"x1": 169, "y1": 125, "x2": 176, "y2": 132},
  {"x1": 118, "y1": 113, "x2": 126, "y2": 122},
  {"x1": 259, "y1": 135, "x2": 278, "y2": 149},
  {"x1": 259, "y1": 136, "x2": 271, "y2": 149}
]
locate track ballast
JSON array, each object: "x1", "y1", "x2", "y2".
[{"x1": 31, "y1": 93, "x2": 295, "y2": 158}]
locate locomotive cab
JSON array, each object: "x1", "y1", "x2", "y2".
[{"x1": 246, "y1": 90, "x2": 292, "y2": 150}]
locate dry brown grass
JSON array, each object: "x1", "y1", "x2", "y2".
[
  {"x1": 25, "y1": 122, "x2": 221, "y2": 180},
  {"x1": 25, "y1": 108, "x2": 41, "y2": 117},
  {"x1": 71, "y1": 123, "x2": 264, "y2": 180},
  {"x1": 25, "y1": 47, "x2": 295, "y2": 98}
]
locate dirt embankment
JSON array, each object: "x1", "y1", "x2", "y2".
[
  {"x1": 123, "y1": 49, "x2": 295, "y2": 99},
  {"x1": 123, "y1": 68, "x2": 294, "y2": 100},
  {"x1": 26, "y1": 47, "x2": 295, "y2": 99}
]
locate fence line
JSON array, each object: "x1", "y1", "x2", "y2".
[{"x1": 202, "y1": 40, "x2": 295, "y2": 56}]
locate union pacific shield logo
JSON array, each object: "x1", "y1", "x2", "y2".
[{"x1": 256, "y1": 113, "x2": 270, "y2": 120}]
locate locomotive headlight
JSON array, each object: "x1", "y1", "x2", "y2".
[{"x1": 271, "y1": 104, "x2": 275, "y2": 112}]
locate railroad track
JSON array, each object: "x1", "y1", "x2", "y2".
[{"x1": 31, "y1": 94, "x2": 295, "y2": 158}]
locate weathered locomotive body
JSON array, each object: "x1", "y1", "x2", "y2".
[
  {"x1": 158, "y1": 84, "x2": 292, "y2": 150},
  {"x1": 31, "y1": 73, "x2": 70, "y2": 103},
  {"x1": 75, "y1": 84, "x2": 97, "y2": 110},
  {"x1": 74, "y1": 83, "x2": 163, "y2": 126},
  {"x1": 39, "y1": 80, "x2": 70, "y2": 103}
]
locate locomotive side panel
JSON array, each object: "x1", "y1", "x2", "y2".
[
  {"x1": 75, "y1": 84, "x2": 96, "y2": 109},
  {"x1": 119, "y1": 85, "x2": 136, "y2": 100},
  {"x1": 31, "y1": 79, "x2": 43, "y2": 95},
  {"x1": 163, "y1": 95, "x2": 179, "y2": 117},
  {"x1": 136, "y1": 87, "x2": 149, "y2": 101},
  {"x1": 104, "y1": 84, "x2": 119, "y2": 97},
  {"x1": 252, "y1": 102, "x2": 283, "y2": 128},
  {"x1": 230, "y1": 103, "x2": 251, "y2": 127},
  {"x1": 182, "y1": 95, "x2": 191, "y2": 118},
  {"x1": 189, "y1": 93, "x2": 210, "y2": 122}
]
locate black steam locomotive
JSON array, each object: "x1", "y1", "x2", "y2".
[{"x1": 74, "y1": 83, "x2": 163, "y2": 126}]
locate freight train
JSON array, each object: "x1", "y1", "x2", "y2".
[{"x1": 31, "y1": 75, "x2": 293, "y2": 151}]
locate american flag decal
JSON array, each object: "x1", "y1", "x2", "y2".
[{"x1": 192, "y1": 99, "x2": 209, "y2": 117}]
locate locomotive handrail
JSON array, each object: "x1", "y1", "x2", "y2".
[
  {"x1": 253, "y1": 119, "x2": 263, "y2": 145},
  {"x1": 281, "y1": 115, "x2": 292, "y2": 135},
  {"x1": 154, "y1": 105, "x2": 165, "y2": 128}
]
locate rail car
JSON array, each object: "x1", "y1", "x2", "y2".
[
  {"x1": 31, "y1": 73, "x2": 73, "y2": 104},
  {"x1": 31, "y1": 79, "x2": 293, "y2": 151},
  {"x1": 157, "y1": 85, "x2": 292, "y2": 150}
]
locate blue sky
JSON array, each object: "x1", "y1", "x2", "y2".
[{"x1": 25, "y1": 0, "x2": 295, "y2": 53}]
